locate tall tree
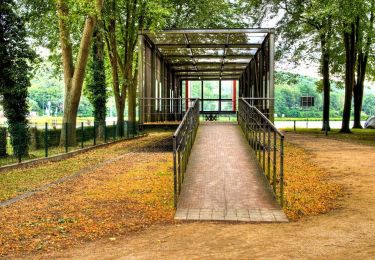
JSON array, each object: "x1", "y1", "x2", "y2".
[
  {"x1": 0, "y1": 0, "x2": 35, "y2": 158},
  {"x1": 243, "y1": 0, "x2": 335, "y2": 130},
  {"x1": 56, "y1": 0, "x2": 104, "y2": 144},
  {"x1": 335, "y1": 0, "x2": 367, "y2": 133},
  {"x1": 352, "y1": 2, "x2": 374, "y2": 128},
  {"x1": 103, "y1": 0, "x2": 169, "y2": 133}
]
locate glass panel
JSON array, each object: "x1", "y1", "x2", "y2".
[
  {"x1": 221, "y1": 80, "x2": 233, "y2": 99},
  {"x1": 203, "y1": 101, "x2": 219, "y2": 111},
  {"x1": 221, "y1": 101, "x2": 233, "y2": 111},
  {"x1": 181, "y1": 81, "x2": 186, "y2": 98},
  {"x1": 190, "y1": 81, "x2": 201, "y2": 98},
  {"x1": 203, "y1": 81, "x2": 219, "y2": 99}
]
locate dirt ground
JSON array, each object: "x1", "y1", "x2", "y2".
[{"x1": 32, "y1": 133, "x2": 375, "y2": 259}]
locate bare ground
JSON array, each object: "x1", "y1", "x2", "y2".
[{"x1": 33, "y1": 133, "x2": 375, "y2": 259}]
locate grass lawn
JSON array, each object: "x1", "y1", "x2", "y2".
[
  {"x1": 283, "y1": 128, "x2": 375, "y2": 146},
  {"x1": 0, "y1": 132, "x2": 168, "y2": 202}
]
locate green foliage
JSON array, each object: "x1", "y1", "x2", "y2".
[
  {"x1": 165, "y1": 0, "x2": 246, "y2": 29},
  {"x1": 363, "y1": 94, "x2": 375, "y2": 116},
  {"x1": 0, "y1": 0, "x2": 35, "y2": 158},
  {"x1": 29, "y1": 124, "x2": 117, "y2": 149},
  {"x1": 274, "y1": 72, "x2": 348, "y2": 118},
  {"x1": 86, "y1": 26, "x2": 107, "y2": 123}
]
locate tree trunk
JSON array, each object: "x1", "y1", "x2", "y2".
[
  {"x1": 57, "y1": 0, "x2": 102, "y2": 145},
  {"x1": 320, "y1": 35, "x2": 331, "y2": 131},
  {"x1": 128, "y1": 67, "x2": 138, "y2": 124},
  {"x1": 353, "y1": 52, "x2": 366, "y2": 128},
  {"x1": 353, "y1": 10, "x2": 372, "y2": 129},
  {"x1": 340, "y1": 23, "x2": 357, "y2": 133},
  {"x1": 116, "y1": 102, "x2": 125, "y2": 137}
]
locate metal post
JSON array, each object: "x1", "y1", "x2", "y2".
[
  {"x1": 280, "y1": 136, "x2": 284, "y2": 207},
  {"x1": 173, "y1": 136, "x2": 178, "y2": 208},
  {"x1": 273, "y1": 132, "x2": 277, "y2": 193},
  {"x1": 65, "y1": 122, "x2": 68, "y2": 153},
  {"x1": 45, "y1": 122, "x2": 48, "y2": 157},
  {"x1": 269, "y1": 32, "x2": 275, "y2": 122},
  {"x1": 267, "y1": 124, "x2": 271, "y2": 180},
  {"x1": 104, "y1": 121, "x2": 107, "y2": 143},
  {"x1": 262, "y1": 120, "x2": 266, "y2": 173},
  {"x1": 93, "y1": 122, "x2": 96, "y2": 145},
  {"x1": 294, "y1": 120, "x2": 296, "y2": 131},
  {"x1": 138, "y1": 34, "x2": 145, "y2": 125},
  {"x1": 81, "y1": 122, "x2": 84, "y2": 148},
  {"x1": 113, "y1": 121, "x2": 116, "y2": 141}
]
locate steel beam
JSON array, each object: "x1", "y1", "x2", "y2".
[
  {"x1": 140, "y1": 28, "x2": 275, "y2": 34},
  {"x1": 156, "y1": 43, "x2": 261, "y2": 49}
]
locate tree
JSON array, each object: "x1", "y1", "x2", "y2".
[
  {"x1": 103, "y1": 0, "x2": 169, "y2": 134},
  {"x1": 86, "y1": 25, "x2": 107, "y2": 137},
  {"x1": 352, "y1": 2, "x2": 374, "y2": 128},
  {"x1": 0, "y1": 0, "x2": 35, "y2": 158},
  {"x1": 56, "y1": 0, "x2": 104, "y2": 144},
  {"x1": 243, "y1": 0, "x2": 336, "y2": 130},
  {"x1": 335, "y1": 0, "x2": 367, "y2": 133}
]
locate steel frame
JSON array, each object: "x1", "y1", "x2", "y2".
[{"x1": 137, "y1": 29, "x2": 275, "y2": 124}]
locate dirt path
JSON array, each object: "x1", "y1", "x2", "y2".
[{"x1": 35, "y1": 133, "x2": 375, "y2": 259}]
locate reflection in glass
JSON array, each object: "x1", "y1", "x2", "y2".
[
  {"x1": 203, "y1": 81, "x2": 219, "y2": 99},
  {"x1": 203, "y1": 101, "x2": 219, "y2": 111}
]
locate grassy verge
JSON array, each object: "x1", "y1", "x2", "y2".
[
  {"x1": 283, "y1": 141, "x2": 342, "y2": 221},
  {"x1": 0, "y1": 133, "x2": 168, "y2": 202},
  {"x1": 0, "y1": 131, "x2": 174, "y2": 257},
  {"x1": 274, "y1": 117, "x2": 367, "y2": 121},
  {"x1": 283, "y1": 128, "x2": 375, "y2": 146}
]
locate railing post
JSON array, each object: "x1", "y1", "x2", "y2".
[
  {"x1": 262, "y1": 119, "x2": 266, "y2": 173},
  {"x1": 267, "y1": 124, "x2": 271, "y2": 180},
  {"x1": 44, "y1": 122, "x2": 48, "y2": 158},
  {"x1": 273, "y1": 131, "x2": 277, "y2": 193},
  {"x1": 65, "y1": 122, "x2": 68, "y2": 153},
  {"x1": 81, "y1": 122, "x2": 84, "y2": 148},
  {"x1": 173, "y1": 136, "x2": 178, "y2": 208},
  {"x1": 93, "y1": 122, "x2": 96, "y2": 145},
  {"x1": 113, "y1": 121, "x2": 116, "y2": 141},
  {"x1": 104, "y1": 121, "x2": 107, "y2": 143},
  {"x1": 280, "y1": 136, "x2": 284, "y2": 207}
]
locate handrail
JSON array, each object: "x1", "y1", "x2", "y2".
[
  {"x1": 242, "y1": 98, "x2": 283, "y2": 136},
  {"x1": 172, "y1": 99, "x2": 200, "y2": 207},
  {"x1": 238, "y1": 97, "x2": 285, "y2": 207}
]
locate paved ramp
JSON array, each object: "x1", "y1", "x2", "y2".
[{"x1": 175, "y1": 122, "x2": 288, "y2": 222}]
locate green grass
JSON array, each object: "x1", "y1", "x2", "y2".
[
  {"x1": 284, "y1": 128, "x2": 375, "y2": 146},
  {"x1": 274, "y1": 117, "x2": 368, "y2": 121}
]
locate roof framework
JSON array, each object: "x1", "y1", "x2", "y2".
[{"x1": 141, "y1": 29, "x2": 274, "y2": 80}]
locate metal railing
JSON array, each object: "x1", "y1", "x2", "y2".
[
  {"x1": 140, "y1": 98, "x2": 196, "y2": 124},
  {"x1": 242, "y1": 98, "x2": 274, "y2": 119},
  {"x1": 172, "y1": 99, "x2": 200, "y2": 208},
  {"x1": 0, "y1": 121, "x2": 142, "y2": 167},
  {"x1": 238, "y1": 98, "x2": 285, "y2": 206}
]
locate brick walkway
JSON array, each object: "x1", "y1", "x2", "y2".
[{"x1": 175, "y1": 122, "x2": 288, "y2": 222}]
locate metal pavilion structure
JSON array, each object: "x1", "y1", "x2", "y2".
[{"x1": 137, "y1": 28, "x2": 275, "y2": 124}]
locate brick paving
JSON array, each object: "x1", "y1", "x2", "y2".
[{"x1": 175, "y1": 122, "x2": 288, "y2": 222}]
